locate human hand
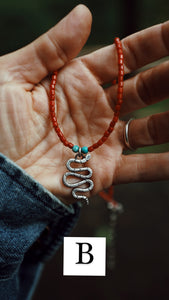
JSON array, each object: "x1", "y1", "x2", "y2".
[{"x1": 0, "y1": 5, "x2": 169, "y2": 204}]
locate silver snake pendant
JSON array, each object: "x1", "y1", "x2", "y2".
[{"x1": 63, "y1": 153, "x2": 94, "y2": 205}]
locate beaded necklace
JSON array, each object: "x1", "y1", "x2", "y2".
[{"x1": 49, "y1": 37, "x2": 124, "y2": 205}]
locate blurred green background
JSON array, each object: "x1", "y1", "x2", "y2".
[
  {"x1": 1, "y1": 0, "x2": 169, "y2": 54},
  {"x1": 1, "y1": 0, "x2": 169, "y2": 299}
]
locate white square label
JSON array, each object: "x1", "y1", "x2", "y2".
[{"x1": 63, "y1": 237, "x2": 106, "y2": 276}]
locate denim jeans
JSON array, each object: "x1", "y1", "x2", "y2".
[{"x1": 0, "y1": 154, "x2": 80, "y2": 299}]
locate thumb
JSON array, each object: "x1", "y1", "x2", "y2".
[{"x1": 4, "y1": 5, "x2": 92, "y2": 85}]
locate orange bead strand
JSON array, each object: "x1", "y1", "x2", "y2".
[{"x1": 49, "y1": 37, "x2": 124, "y2": 152}]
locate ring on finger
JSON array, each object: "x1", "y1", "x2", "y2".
[{"x1": 123, "y1": 118, "x2": 135, "y2": 151}]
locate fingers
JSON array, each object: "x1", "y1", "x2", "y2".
[
  {"x1": 3, "y1": 5, "x2": 92, "y2": 85},
  {"x1": 105, "y1": 60, "x2": 169, "y2": 115},
  {"x1": 123, "y1": 112, "x2": 169, "y2": 150},
  {"x1": 82, "y1": 21, "x2": 169, "y2": 85},
  {"x1": 114, "y1": 152, "x2": 169, "y2": 184}
]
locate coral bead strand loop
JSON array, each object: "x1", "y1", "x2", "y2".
[{"x1": 49, "y1": 37, "x2": 124, "y2": 153}]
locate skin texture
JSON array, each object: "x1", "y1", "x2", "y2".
[{"x1": 0, "y1": 5, "x2": 169, "y2": 204}]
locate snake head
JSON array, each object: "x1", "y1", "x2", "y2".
[
  {"x1": 75, "y1": 153, "x2": 91, "y2": 163},
  {"x1": 85, "y1": 153, "x2": 91, "y2": 162}
]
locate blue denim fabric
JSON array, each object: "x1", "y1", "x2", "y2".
[{"x1": 0, "y1": 153, "x2": 81, "y2": 299}]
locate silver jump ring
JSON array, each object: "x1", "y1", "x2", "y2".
[
  {"x1": 75, "y1": 148, "x2": 84, "y2": 159},
  {"x1": 124, "y1": 118, "x2": 135, "y2": 150}
]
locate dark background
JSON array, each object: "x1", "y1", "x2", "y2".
[
  {"x1": 1, "y1": 0, "x2": 169, "y2": 55},
  {"x1": 1, "y1": 0, "x2": 169, "y2": 299}
]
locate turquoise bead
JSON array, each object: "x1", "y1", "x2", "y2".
[
  {"x1": 72, "y1": 145, "x2": 79, "y2": 153},
  {"x1": 81, "y1": 146, "x2": 88, "y2": 154}
]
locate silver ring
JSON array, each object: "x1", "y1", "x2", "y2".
[{"x1": 124, "y1": 118, "x2": 135, "y2": 150}]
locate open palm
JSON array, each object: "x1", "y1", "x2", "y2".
[{"x1": 1, "y1": 5, "x2": 169, "y2": 203}]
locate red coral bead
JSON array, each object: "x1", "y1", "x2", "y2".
[
  {"x1": 118, "y1": 48, "x2": 123, "y2": 54},
  {"x1": 110, "y1": 120, "x2": 115, "y2": 127},
  {"x1": 64, "y1": 140, "x2": 69, "y2": 147},
  {"x1": 114, "y1": 111, "x2": 120, "y2": 117},
  {"x1": 117, "y1": 99, "x2": 123, "y2": 105},
  {"x1": 117, "y1": 93, "x2": 123, "y2": 100},
  {"x1": 50, "y1": 106, "x2": 55, "y2": 112},
  {"x1": 61, "y1": 136, "x2": 66, "y2": 143},
  {"x1": 68, "y1": 143, "x2": 74, "y2": 149},
  {"x1": 50, "y1": 111, "x2": 55, "y2": 117},
  {"x1": 118, "y1": 87, "x2": 123, "y2": 93},
  {"x1": 108, "y1": 126, "x2": 114, "y2": 133},
  {"x1": 101, "y1": 136, "x2": 107, "y2": 143},
  {"x1": 50, "y1": 94, "x2": 55, "y2": 100},
  {"x1": 88, "y1": 146, "x2": 94, "y2": 152},
  {"x1": 52, "y1": 74, "x2": 57, "y2": 80},
  {"x1": 56, "y1": 127, "x2": 60, "y2": 134},
  {"x1": 118, "y1": 81, "x2": 124, "y2": 87},
  {"x1": 52, "y1": 116, "x2": 57, "y2": 122},
  {"x1": 50, "y1": 90, "x2": 55, "y2": 96},
  {"x1": 119, "y1": 69, "x2": 124, "y2": 76},
  {"x1": 50, "y1": 100, "x2": 55, "y2": 106},
  {"x1": 92, "y1": 143, "x2": 99, "y2": 149},
  {"x1": 104, "y1": 130, "x2": 110, "y2": 137},
  {"x1": 114, "y1": 37, "x2": 120, "y2": 43},
  {"x1": 58, "y1": 132, "x2": 64, "y2": 139},
  {"x1": 97, "y1": 139, "x2": 104, "y2": 146},
  {"x1": 119, "y1": 65, "x2": 124, "y2": 71},
  {"x1": 51, "y1": 79, "x2": 56, "y2": 85},
  {"x1": 115, "y1": 104, "x2": 121, "y2": 111},
  {"x1": 113, "y1": 116, "x2": 118, "y2": 123},
  {"x1": 116, "y1": 43, "x2": 122, "y2": 49},
  {"x1": 53, "y1": 121, "x2": 58, "y2": 127},
  {"x1": 118, "y1": 75, "x2": 124, "y2": 82},
  {"x1": 118, "y1": 59, "x2": 123, "y2": 65}
]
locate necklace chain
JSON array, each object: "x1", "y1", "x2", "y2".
[{"x1": 49, "y1": 37, "x2": 124, "y2": 153}]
